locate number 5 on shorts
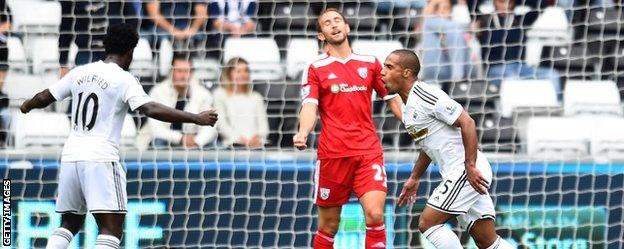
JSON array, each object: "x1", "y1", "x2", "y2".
[{"x1": 372, "y1": 164, "x2": 387, "y2": 187}]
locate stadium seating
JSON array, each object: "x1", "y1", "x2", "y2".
[
  {"x1": 30, "y1": 37, "x2": 60, "y2": 75},
  {"x1": 444, "y1": 79, "x2": 498, "y2": 110},
  {"x1": 352, "y1": 39, "x2": 403, "y2": 63},
  {"x1": 286, "y1": 38, "x2": 319, "y2": 80},
  {"x1": 540, "y1": 41, "x2": 603, "y2": 80},
  {"x1": 158, "y1": 39, "x2": 174, "y2": 78},
  {"x1": 7, "y1": 0, "x2": 61, "y2": 35},
  {"x1": 590, "y1": 117, "x2": 624, "y2": 157},
  {"x1": 499, "y1": 79, "x2": 561, "y2": 118},
  {"x1": 526, "y1": 117, "x2": 588, "y2": 156},
  {"x1": 223, "y1": 38, "x2": 284, "y2": 81},
  {"x1": 121, "y1": 115, "x2": 137, "y2": 148},
  {"x1": 129, "y1": 38, "x2": 155, "y2": 79},
  {"x1": 253, "y1": 81, "x2": 300, "y2": 147},
  {"x1": 7, "y1": 37, "x2": 28, "y2": 73},
  {"x1": 342, "y1": 1, "x2": 378, "y2": 39},
  {"x1": 528, "y1": 116, "x2": 624, "y2": 157},
  {"x1": 11, "y1": 111, "x2": 70, "y2": 149},
  {"x1": 525, "y1": 6, "x2": 571, "y2": 66},
  {"x1": 563, "y1": 80, "x2": 621, "y2": 116}
]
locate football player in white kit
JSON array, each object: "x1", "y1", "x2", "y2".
[
  {"x1": 20, "y1": 24, "x2": 218, "y2": 249},
  {"x1": 380, "y1": 49, "x2": 514, "y2": 249}
]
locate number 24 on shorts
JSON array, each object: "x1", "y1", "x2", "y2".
[{"x1": 372, "y1": 164, "x2": 387, "y2": 187}]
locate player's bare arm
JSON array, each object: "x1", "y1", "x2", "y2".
[
  {"x1": 293, "y1": 103, "x2": 318, "y2": 150},
  {"x1": 453, "y1": 110, "x2": 488, "y2": 194},
  {"x1": 137, "y1": 102, "x2": 218, "y2": 126},
  {"x1": 385, "y1": 95, "x2": 403, "y2": 121},
  {"x1": 398, "y1": 152, "x2": 432, "y2": 206},
  {"x1": 20, "y1": 89, "x2": 57, "y2": 114}
]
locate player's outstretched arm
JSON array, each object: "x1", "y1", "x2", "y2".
[
  {"x1": 385, "y1": 95, "x2": 403, "y2": 121},
  {"x1": 453, "y1": 110, "x2": 488, "y2": 195},
  {"x1": 137, "y1": 101, "x2": 218, "y2": 126},
  {"x1": 293, "y1": 103, "x2": 318, "y2": 150},
  {"x1": 20, "y1": 89, "x2": 57, "y2": 114},
  {"x1": 398, "y1": 151, "x2": 432, "y2": 206}
]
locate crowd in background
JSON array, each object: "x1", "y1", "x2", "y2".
[{"x1": 0, "y1": 0, "x2": 621, "y2": 149}]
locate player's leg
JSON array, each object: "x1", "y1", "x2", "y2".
[
  {"x1": 462, "y1": 196, "x2": 514, "y2": 249},
  {"x1": 46, "y1": 213, "x2": 86, "y2": 249},
  {"x1": 354, "y1": 154, "x2": 389, "y2": 249},
  {"x1": 468, "y1": 218, "x2": 513, "y2": 249},
  {"x1": 315, "y1": 206, "x2": 342, "y2": 249},
  {"x1": 359, "y1": 191, "x2": 387, "y2": 248},
  {"x1": 82, "y1": 162, "x2": 128, "y2": 249},
  {"x1": 313, "y1": 158, "x2": 353, "y2": 249},
  {"x1": 48, "y1": 162, "x2": 87, "y2": 249},
  {"x1": 93, "y1": 213, "x2": 125, "y2": 249},
  {"x1": 418, "y1": 206, "x2": 462, "y2": 248},
  {"x1": 421, "y1": 169, "x2": 479, "y2": 248}
]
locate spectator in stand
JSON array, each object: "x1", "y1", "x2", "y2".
[
  {"x1": 141, "y1": 0, "x2": 208, "y2": 52},
  {"x1": 209, "y1": 0, "x2": 257, "y2": 38},
  {"x1": 476, "y1": 0, "x2": 561, "y2": 94},
  {"x1": 206, "y1": 0, "x2": 257, "y2": 59},
  {"x1": 0, "y1": 0, "x2": 9, "y2": 147},
  {"x1": 137, "y1": 53, "x2": 218, "y2": 149},
  {"x1": 59, "y1": 0, "x2": 139, "y2": 77},
  {"x1": 213, "y1": 57, "x2": 268, "y2": 149},
  {"x1": 421, "y1": 0, "x2": 472, "y2": 83}
]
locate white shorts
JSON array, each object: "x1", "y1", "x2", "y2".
[
  {"x1": 426, "y1": 158, "x2": 495, "y2": 231},
  {"x1": 56, "y1": 161, "x2": 127, "y2": 214}
]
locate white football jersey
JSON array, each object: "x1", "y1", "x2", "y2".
[
  {"x1": 48, "y1": 61, "x2": 152, "y2": 162},
  {"x1": 402, "y1": 81, "x2": 487, "y2": 177}
]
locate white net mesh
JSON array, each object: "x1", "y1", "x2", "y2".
[{"x1": 0, "y1": 0, "x2": 623, "y2": 248}]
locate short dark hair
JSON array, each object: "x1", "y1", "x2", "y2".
[
  {"x1": 316, "y1": 8, "x2": 348, "y2": 33},
  {"x1": 103, "y1": 23, "x2": 139, "y2": 55},
  {"x1": 171, "y1": 52, "x2": 193, "y2": 67},
  {"x1": 391, "y1": 49, "x2": 421, "y2": 78}
]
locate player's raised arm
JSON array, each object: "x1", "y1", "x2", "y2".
[
  {"x1": 137, "y1": 101, "x2": 218, "y2": 126},
  {"x1": 20, "y1": 89, "x2": 57, "y2": 114},
  {"x1": 453, "y1": 110, "x2": 488, "y2": 195},
  {"x1": 398, "y1": 152, "x2": 432, "y2": 206}
]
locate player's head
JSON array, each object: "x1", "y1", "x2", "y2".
[
  {"x1": 221, "y1": 57, "x2": 251, "y2": 93},
  {"x1": 381, "y1": 49, "x2": 421, "y2": 94},
  {"x1": 171, "y1": 52, "x2": 193, "y2": 89},
  {"x1": 316, "y1": 8, "x2": 350, "y2": 46},
  {"x1": 103, "y1": 23, "x2": 139, "y2": 70}
]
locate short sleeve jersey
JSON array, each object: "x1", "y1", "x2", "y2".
[
  {"x1": 402, "y1": 81, "x2": 466, "y2": 177},
  {"x1": 48, "y1": 61, "x2": 152, "y2": 162},
  {"x1": 301, "y1": 52, "x2": 394, "y2": 159}
]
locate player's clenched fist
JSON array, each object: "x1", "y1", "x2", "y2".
[
  {"x1": 195, "y1": 110, "x2": 218, "y2": 126},
  {"x1": 293, "y1": 132, "x2": 308, "y2": 150}
]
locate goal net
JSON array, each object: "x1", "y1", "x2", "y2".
[{"x1": 1, "y1": 0, "x2": 623, "y2": 248}]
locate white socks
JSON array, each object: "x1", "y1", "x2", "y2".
[
  {"x1": 422, "y1": 224, "x2": 463, "y2": 249},
  {"x1": 94, "y1": 234, "x2": 121, "y2": 249},
  {"x1": 486, "y1": 236, "x2": 514, "y2": 249},
  {"x1": 46, "y1": 227, "x2": 74, "y2": 249}
]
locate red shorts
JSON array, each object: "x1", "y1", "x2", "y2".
[{"x1": 313, "y1": 153, "x2": 387, "y2": 207}]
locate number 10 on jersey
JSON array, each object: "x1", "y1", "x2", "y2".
[{"x1": 73, "y1": 92, "x2": 99, "y2": 131}]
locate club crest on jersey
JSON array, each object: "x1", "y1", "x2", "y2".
[
  {"x1": 330, "y1": 84, "x2": 340, "y2": 93},
  {"x1": 358, "y1": 67, "x2": 368, "y2": 78},
  {"x1": 320, "y1": 188, "x2": 330, "y2": 200}
]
